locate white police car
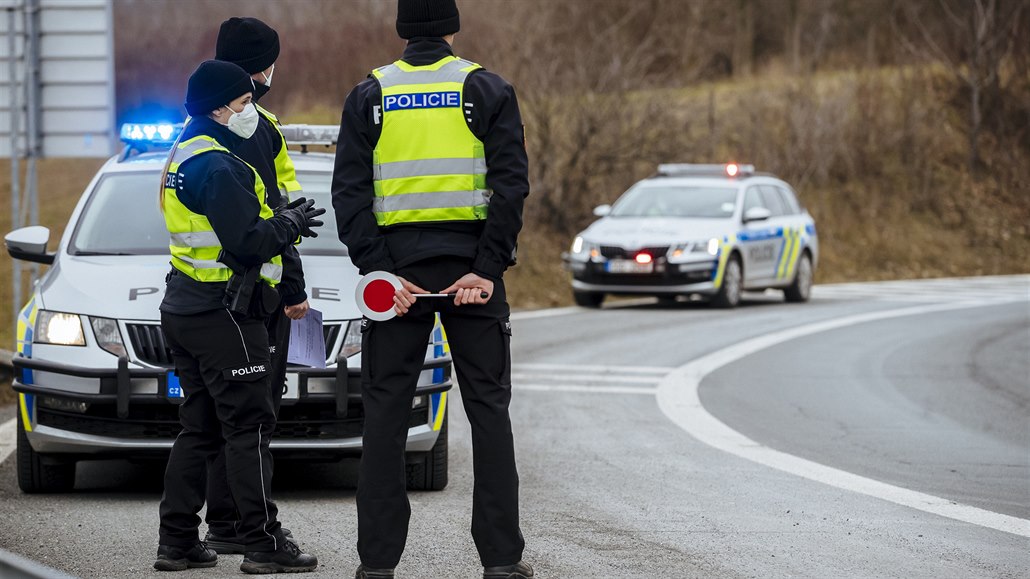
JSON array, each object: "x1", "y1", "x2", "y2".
[
  {"x1": 563, "y1": 163, "x2": 818, "y2": 308},
  {"x1": 5, "y1": 123, "x2": 452, "y2": 493}
]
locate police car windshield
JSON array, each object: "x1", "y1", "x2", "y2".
[
  {"x1": 610, "y1": 185, "x2": 738, "y2": 218},
  {"x1": 70, "y1": 170, "x2": 345, "y2": 256}
]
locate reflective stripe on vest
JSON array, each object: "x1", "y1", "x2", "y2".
[
  {"x1": 255, "y1": 103, "x2": 302, "y2": 200},
  {"x1": 370, "y1": 56, "x2": 489, "y2": 227},
  {"x1": 163, "y1": 134, "x2": 283, "y2": 286}
]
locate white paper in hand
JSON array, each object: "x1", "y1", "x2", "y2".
[{"x1": 287, "y1": 307, "x2": 326, "y2": 368}]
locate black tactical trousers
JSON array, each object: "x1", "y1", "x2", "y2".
[
  {"x1": 205, "y1": 304, "x2": 290, "y2": 538},
  {"x1": 357, "y1": 257, "x2": 525, "y2": 569},
  {"x1": 158, "y1": 309, "x2": 284, "y2": 552}
]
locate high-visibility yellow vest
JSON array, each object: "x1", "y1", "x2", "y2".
[
  {"x1": 163, "y1": 134, "x2": 283, "y2": 286},
  {"x1": 254, "y1": 103, "x2": 302, "y2": 200},
  {"x1": 370, "y1": 55, "x2": 490, "y2": 227}
]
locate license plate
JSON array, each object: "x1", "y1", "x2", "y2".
[
  {"x1": 606, "y1": 259, "x2": 654, "y2": 274},
  {"x1": 167, "y1": 372, "x2": 183, "y2": 398}
]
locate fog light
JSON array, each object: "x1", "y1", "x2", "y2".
[
  {"x1": 38, "y1": 396, "x2": 90, "y2": 414},
  {"x1": 412, "y1": 395, "x2": 427, "y2": 409}
]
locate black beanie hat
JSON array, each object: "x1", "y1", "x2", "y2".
[
  {"x1": 184, "y1": 60, "x2": 255, "y2": 117},
  {"x1": 396, "y1": 0, "x2": 460, "y2": 39},
  {"x1": 215, "y1": 17, "x2": 280, "y2": 74}
]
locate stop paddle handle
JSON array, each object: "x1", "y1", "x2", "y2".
[{"x1": 356, "y1": 271, "x2": 491, "y2": 321}]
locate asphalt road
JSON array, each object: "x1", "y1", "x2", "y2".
[{"x1": 0, "y1": 275, "x2": 1027, "y2": 578}]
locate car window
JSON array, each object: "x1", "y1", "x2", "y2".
[
  {"x1": 776, "y1": 185, "x2": 801, "y2": 214},
  {"x1": 743, "y1": 187, "x2": 764, "y2": 213},
  {"x1": 758, "y1": 185, "x2": 787, "y2": 217},
  {"x1": 69, "y1": 169, "x2": 344, "y2": 256},
  {"x1": 610, "y1": 185, "x2": 737, "y2": 218}
]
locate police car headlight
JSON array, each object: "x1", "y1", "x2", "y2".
[
  {"x1": 572, "y1": 236, "x2": 584, "y2": 254},
  {"x1": 340, "y1": 320, "x2": 362, "y2": 358},
  {"x1": 90, "y1": 317, "x2": 127, "y2": 357},
  {"x1": 705, "y1": 238, "x2": 720, "y2": 256},
  {"x1": 35, "y1": 311, "x2": 86, "y2": 346}
]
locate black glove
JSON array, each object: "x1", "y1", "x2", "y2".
[{"x1": 274, "y1": 197, "x2": 326, "y2": 238}]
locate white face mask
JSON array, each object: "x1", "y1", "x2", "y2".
[
  {"x1": 262, "y1": 64, "x2": 274, "y2": 88},
  {"x1": 224, "y1": 102, "x2": 259, "y2": 139}
]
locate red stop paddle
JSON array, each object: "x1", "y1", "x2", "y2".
[{"x1": 355, "y1": 271, "x2": 489, "y2": 321}]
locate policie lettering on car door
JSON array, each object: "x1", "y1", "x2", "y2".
[{"x1": 739, "y1": 186, "x2": 784, "y2": 283}]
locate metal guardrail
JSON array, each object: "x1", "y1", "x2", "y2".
[{"x1": 0, "y1": 548, "x2": 79, "y2": 579}]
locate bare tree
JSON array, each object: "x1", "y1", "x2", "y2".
[{"x1": 895, "y1": 0, "x2": 1025, "y2": 175}]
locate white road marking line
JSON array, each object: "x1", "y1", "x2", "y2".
[
  {"x1": 512, "y1": 373, "x2": 661, "y2": 384},
  {"x1": 518, "y1": 384, "x2": 658, "y2": 395},
  {"x1": 656, "y1": 297, "x2": 1030, "y2": 538},
  {"x1": 510, "y1": 307, "x2": 582, "y2": 321},
  {"x1": 514, "y1": 363, "x2": 674, "y2": 374},
  {"x1": 0, "y1": 417, "x2": 16, "y2": 466}
]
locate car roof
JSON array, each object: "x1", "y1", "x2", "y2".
[{"x1": 100, "y1": 149, "x2": 335, "y2": 174}]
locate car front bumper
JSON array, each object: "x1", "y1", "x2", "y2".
[
  {"x1": 566, "y1": 258, "x2": 720, "y2": 295},
  {"x1": 12, "y1": 354, "x2": 451, "y2": 457}
]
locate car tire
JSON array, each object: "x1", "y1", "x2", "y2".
[
  {"x1": 406, "y1": 413, "x2": 448, "y2": 491},
  {"x1": 17, "y1": 408, "x2": 76, "y2": 493},
  {"x1": 712, "y1": 255, "x2": 742, "y2": 309},
  {"x1": 784, "y1": 252, "x2": 813, "y2": 303},
  {"x1": 573, "y1": 290, "x2": 604, "y2": 308}
]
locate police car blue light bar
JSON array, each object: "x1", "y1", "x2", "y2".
[
  {"x1": 657, "y1": 163, "x2": 756, "y2": 178},
  {"x1": 119, "y1": 123, "x2": 183, "y2": 144}
]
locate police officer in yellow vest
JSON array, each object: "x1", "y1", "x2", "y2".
[
  {"x1": 202, "y1": 16, "x2": 309, "y2": 556},
  {"x1": 332, "y1": 1, "x2": 532, "y2": 578},
  {"x1": 155, "y1": 59, "x2": 322, "y2": 574}
]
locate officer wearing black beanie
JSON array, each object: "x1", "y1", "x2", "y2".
[
  {"x1": 333, "y1": 1, "x2": 532, "y2": 578},
  {"x1": 205, "y1": 15, "x2": 313, "y2": 561},
  {"x1": 155, "y1": 59, "x2": 322, "y2": 574}
]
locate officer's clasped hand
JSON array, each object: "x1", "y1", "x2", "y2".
[{"x1": 275, "y1": 197, "x2": 326, "y2": 238}]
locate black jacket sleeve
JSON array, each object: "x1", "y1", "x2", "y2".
[
  {"x1": 465, "y1": 71, "x2": 530, "y2": 280},
  {"x1": 197, "y1": 164, "x2": 299, "y2": 266},
  {"x1": 277, "y1": 246, "x2": 307, "y2": 306},
  {"x1": 331, "y1": 81, "x2": 397, "y2": 275}
]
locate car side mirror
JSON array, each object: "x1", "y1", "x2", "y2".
[
  {"x1": 593, "y1": 204, "x2": 612, "y2": 217},
  {"x1": 5, "y1": 226, "x2": 55, "y2": 265},
  {"x1": 743, "y1": 207, "x2": 771, "y2": 223}
]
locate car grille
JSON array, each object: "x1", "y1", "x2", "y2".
[
  {"x1": 126, "y1": 324, "x2": 173, "y2": 367},
  {"x1": 126, "y1": 322, "x2": 343, "y2": 367},
  {"x1": 599, "y1": 245, "x2": 670, "y2": 259}
]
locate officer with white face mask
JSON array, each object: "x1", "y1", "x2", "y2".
[
  {"x1": 206, "y1": 17, "x2": 312, "y2": 557},
  {"x1": 155, "y1": 59, "x2": 322, "y2": 574}
]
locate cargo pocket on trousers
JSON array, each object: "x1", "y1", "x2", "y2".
[{"x1": 498, "y1": 318, "x2": 512, "y2": 385}]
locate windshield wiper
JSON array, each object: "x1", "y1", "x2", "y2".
[{"x1": 73, "y1": 250, "x2": 134, "y2": 256}]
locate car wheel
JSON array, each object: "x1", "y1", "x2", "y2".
[
  {"x1": 406, "y1": 413, "x2": 448, "y2": 491},
  {"x1": 712, "y1": 255, "x2": 742, "y2": 309},
  {"x1": 784, "y1": 252, "x2": 813, "y2": 303},
  {"x1": 17, "y1": 408, "x2": 76, "y2": 493},
  {"x1": 573, "y1": 290, "x2": 604, "y2": 308}
]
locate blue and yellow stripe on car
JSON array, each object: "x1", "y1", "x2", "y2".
[
  {"x1": 776, "y1": 226, "x2": 806, "y2": 280},
  {"x1": 430, "y1": 315, "x2": 449, "y2": 431},
  {"x1": 712, "y1": 234, "x2": 738, "y2": 289},
  {"x1": 15, "y1": 298, "x2": 39, "y2": 431}
]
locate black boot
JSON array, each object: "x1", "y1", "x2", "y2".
[
  {"x1": 240, "y1": 539, "x2": 317, "y2": 574},
  {"x1": 484, "y1": 560, "x2": 534, "y2": 579},
  {"x1": 206, "y1": 527, "x2": 297, "y2": 555},
  {"x1": 355, "y1": 565, "x2": 395, "y2": 578},
  {"x1": 153, "y1": 543, "x2": 217, "y2": 572}
]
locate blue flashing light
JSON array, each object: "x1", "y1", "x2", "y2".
[{"x1": 120, "y1": 122, "x2": 182, "y2": 145}]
